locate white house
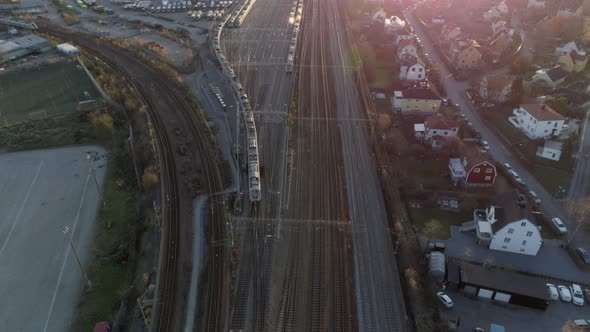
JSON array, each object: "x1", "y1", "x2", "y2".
[
  {"x1": 397, "y1": 40, "x2": 417, "y2": 60},
  {"x1": 423, "y1": 116, "x2": 459, "y2": 148},
  {"x1": 527, "y1": 0, "x2": 545, "y2": 9},
  {"x1": 394, "y1": 32, "x2": 415, "y2": 45},
  {"x1": 531, "y1": 66, "x2": 568, "y2": 88},
  {"x1": 489, "y1": 219, "x2": 543, "y2": 256},
  {"x1": 536, "y1": 140, "x2": 563, "y2": 161},
  {"x1": 414, "y1": 123, "x2": 426, "y2": 141},
  {"x1": 399, "y1": 54, "x2": 427, "y2": 82},
  {"x1": 555, "y1": 41, "x2": 585, "y2": 57},
  {"x1": 384, "y1": 16, "x2": 406, "y2": 34},
  {"x1": 509, "y1": 104, "x2": 566, "y2": 139},
  {"x1": 372, "y1": 8, "x2": 387, "y2": 22}
]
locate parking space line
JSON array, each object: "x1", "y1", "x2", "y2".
[
  {"x1": 0, "y1": 160, "x2": 44, "y2": 256},
  {"x1": 42, "y1": 170, "x2": 91, "y2": 332}
]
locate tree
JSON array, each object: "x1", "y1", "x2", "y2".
[
  {"x1": 507, "y1": 76, "x2": 524, "y2": 106},
  {"x1": 509, "y1": 56, "x2": 530, "y2": 75},
  {"x1": 565, "y1": 199, "x2": 590, "y2": 244}
]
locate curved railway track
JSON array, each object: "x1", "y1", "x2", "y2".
[{"x1": 38, "y1": 24, "x2": 226, "y2": 332}]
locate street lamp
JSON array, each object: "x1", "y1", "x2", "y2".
[
  {"x1": 86, "y1": 153, "x2": 105, "y2": 207},
  {"x1": 63, "y1": 226, "x2": 92, "y2": 288}
]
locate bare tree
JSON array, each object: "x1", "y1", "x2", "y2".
[{"x1": 565, "y1": 198, "x2": 590, "y2": 244}]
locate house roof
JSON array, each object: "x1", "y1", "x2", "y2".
[
  {"x1": 544, "y1": 140, "x2": 563, "y2": 150},
  {"x1": 403, "y1": 87, "x2": 439, "y2": 100},
  {"x1": 489, "y1": 206, "x2": 508, "y2": 233},
  {"x1": 400, "y1": 54, "x2": 425, "y2": 67},
  {"x1": 545, "y1": 66, "x2": 569, "y2": 81},
  {"x1": 520, "y1": 104, "x2": 565, "y2": 121},
  {"x1": 425, "y1": 116, "x2": 458, "y2": 130},
  {"x1": 569, "y1": 50, "x2": 587, "y2": 61},
  {"x1": 449, "y1": 158, "x2": 466, "y2": 172},
  {"x1": 459, "y1": 262, "x2": 549, "y2": 300},
  {"x1": 398, "y1": 39, "x2": 416, "y2": 49}
]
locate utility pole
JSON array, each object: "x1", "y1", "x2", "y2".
[
  {"x1": 63, "y1": 226, "x2": 92, "y2": 288},
  {"x1": 86, "y1": 153, "x2": 105, "y2": 207}
]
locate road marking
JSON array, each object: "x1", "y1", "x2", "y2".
[
  {"x1": 42, "y1": 170, "x2": 91, "y2": 332},
  {"x1": 0, "y1": 160, "x2": 44, "y2": 256}
]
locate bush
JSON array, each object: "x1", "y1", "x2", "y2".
[{"x1": 141, "y1": 167, "x2": 159, "y2": 189}]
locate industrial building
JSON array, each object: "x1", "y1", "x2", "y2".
[
  {"x1": 57, "y1": 43, "x2": 79, "y2": 56},
  {"x1": 0, "y1": 33, "x2": 51, "y2": 63},
  {"x1": 447, "y1": 262, "x2": 550, "y2": 310}
]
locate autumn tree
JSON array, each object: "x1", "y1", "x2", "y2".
[
  {"x1": 565, "y1": 199, "x2": 590, "y2": 244},
  {"x1": 507, "y1": 76, "x2": 524, "y2": 106}
]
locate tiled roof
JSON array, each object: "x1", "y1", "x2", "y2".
[
  {"x1": 520, "y1": 104, "x2": 565, "y2": 121},
  {"x1": 403, "y1": 87, "x2": 439, "y2": 100},
  {"x1": 425, "y1": 115, "x2": 458, "y2": 130}
]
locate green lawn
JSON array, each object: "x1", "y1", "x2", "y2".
[
  {"x1": 533, "y1": 165, "x2": 571, "y2": 198},
  {"x1": 408, "y1": 207, "x2": 473, "y2": 240},
  {"x1": 0, "y1": 62, "x2": 100, "y2": 126}
]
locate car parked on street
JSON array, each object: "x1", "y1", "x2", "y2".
[
  {"x1": 436, "y1": 292, "x2": 454, "y2": 308},
  {"x1": 559, "y1": 285, "x2": 572, "y2": 302},
  {"x1": 503, "y1": 163, "x2": 512, "y2": 171},
  {"x1": 481, "y1": 140, "x2": 490, "y2": 151},
  {"x1": 585, "y1": 289, "x2": 590, "y2": 303},
  {"x1": 509, "y1": 170, "x2": 525, "y2": 185},
  {"x1": 576, "y1": 247, "x2": 590, "y2": 264},
  {"x1": 528, "y1": 191, "x2": 541, "y2": 204},
  {"x1": 551, "y1": 217, "x2": 568, "y2": 235},
  {"x1": 571, "y1": 284, "x2": 584, "y2": 306},
  {"x1": 547, "y1": 283, "x2": 559, "y2": 300}
]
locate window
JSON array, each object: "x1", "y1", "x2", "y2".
[
  {"x1": 504, "y1": 237, "x2": 511, "y2": 243},
  {"x1": 552, "y1": 153, "x2": 556, "y2": 158},
  {"x1": 485, "y1": 176, "x2": 491, "y2": 180},
  {"x1": 432, "y1": 130, "x2": 437, "y2": 134},
  {"x1": 486, "y1": 168, "x2": 492, "y2": 173},
  {"x1": 520, "y1": 248, "x2": 525, "y2": 252},
  {"x1": 418, "y1": 74, "x2": 422, "y2": 79},
  {"x1": 526, "y1": 231, "x2": 533, "y2": 237},
  {"x1": 474, "y1": 168, "x2": 480, "y2": 173},
  {"x1": 521, "y1": 221, "x2": 527, "y2": 227},
  {"x1": 544, "y1": 130, "x2": 548, "y2": 133},
  {"x1": 548, "y1": 121, "x2": 552, "y2": 124},
  {"x1": 444, "y1": 131, "x2": 448, "y2": 135},
  {"x1": 522, "y1": 240, "x2": 527, "y2": 245},
  {"x1": 508, "y1": 228, "x2": 514, "y2": 234},
  {"x1": 502, "y1": 245, "x2": 507, "y2": 249},
  {"x1": 411, "y1": 68, "x2": 416, "y2": 72}
]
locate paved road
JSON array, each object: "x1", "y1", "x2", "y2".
[{"x1": 406, "y1": 8, "x2": 574, "y2": 241}]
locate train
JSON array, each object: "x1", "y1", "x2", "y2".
[{"x1": 229, "y1": 0, "x2": 257, "y2": 27}]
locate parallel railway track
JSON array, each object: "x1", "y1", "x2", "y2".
[{"x1": 38, "y1": 24, "x2": 226, "y2": 332}]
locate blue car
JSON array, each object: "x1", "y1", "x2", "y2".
[{"x1": 576, "y1": 247, "x2": 590, "y2": 264}]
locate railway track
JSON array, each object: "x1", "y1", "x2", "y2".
[{"x1": 37, "y1": 24, "x2": 226, "y2": 332}]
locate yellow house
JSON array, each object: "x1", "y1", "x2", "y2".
[
  {"x1": 392, "y1": 88, "x2": 441, "y2": 115},
  {"x1": 450, "y1": 39, "x2": 482, "y2": 69},
  {"x1": 557, "y1": 51, "x2": 588, "y2": 72}
]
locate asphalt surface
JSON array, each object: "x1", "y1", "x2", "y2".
[
  {"x1": 0, "y1": 146, "x2": 107, "y2": 332},
  {"x1": 405, "y1": 8, "x2": 584, "y2": 246}
]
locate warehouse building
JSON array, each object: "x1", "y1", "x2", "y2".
[
  {"x1": 0, "y1": 34, "x2": 51, "y2": 63},
  {"x1": 447, "y1": 262, "x2": 550, "y2": 310}
]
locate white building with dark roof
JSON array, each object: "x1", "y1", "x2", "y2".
[{"x1": 399, "y1": 54, "x2": 427, "y2": 82}]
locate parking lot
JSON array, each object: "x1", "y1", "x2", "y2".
[
  {"x1": 0, "y1": 146, "x2": 106, "y2": 332},
  {"x1": 440, "y1": 288, "x2": 590, "y2": 331}
]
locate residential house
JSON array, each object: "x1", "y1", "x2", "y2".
[
  {"x1": 392, "y1": 87, "x2": 441, "y2": 115},
  {"x1": 449, "y1": 39, "x2": 482, "y2": 69},
  {"x1": 558, "y1": 0, "x2": 583, "y2": 16},
  {"x1": 448, "y1": 158, "x2": 497, "y2": 187},
  {"x1": 532, "y1": 66, "x2": 568, "y2": 88},
  {"x1": 470, "y1": 206, "x2": 542, "y2": 256},
  {"x1": 557, "y1": 50, "x2": 588, "y2": 72},
  {"x1": 484, "y1": 0, "x2": 509, "y2": 21},
  {"x1": 536, "y1": 140, "x2": 563, "y2": 161},
  {"x1": 509, "y1": 104, "x2": 566, "y2": 139},
  {"x1": 397, "y1": 40, "x2": 417, "y2": 60},
  {"x1": 399, "y1": 54, "x2": 427, "y2": 82},
  {"x1": 394, "y1": 31, "x2": 415, "y2": 46},
  {"x1": 555, "y1": 41, "x2": 585, "y2": 57},
  {"x1": 414, "y1": 123, "x2": 426, "y2": 141},
  {"x1": 441, "y1": 24, "x2": 462, "y2": 42},
  {"x1": 490, "y1": 219, "x2": 542, "y2": 256},
  {"x1": 423, "y1": 116, "x2": 459, "y2": 149},
  {"x1": 384, "y1": 16, "x2": 406, "y2": 34},
  {"x1": 479, "y1": 73, "x2": 514, "y2": 103},
  {"x1": 372, "y1": 8, "x2": 387, "y2": 22},
  {"x1": 431, "y1": 15, "x2": 445, "y2": 25},
  {"x1": 527, "y1": 0, "x2": 545, "y2": 9}
]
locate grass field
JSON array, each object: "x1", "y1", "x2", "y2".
[{"x1": 0, "y1": 61, "x2": 100, "y2": 126}]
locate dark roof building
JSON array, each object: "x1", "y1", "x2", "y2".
[
  {"x1": 545, "y1": 66, "x2": 569, "y2": 82},
  {"x1": 403, "y1": 87, "x2": 439, "y2": 100}
]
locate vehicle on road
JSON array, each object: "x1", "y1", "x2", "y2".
[
  {"x1": 572, "y1": 320, "x2": 590, "y2": 328},
  {"x1": 481, "y1": 140, "x2": 490, "y2": 151},
  {"x1": 508, "y1": 170, "x2": 525, "y2": 185},
  {"x1": 547, "y1": 283, "x2": 558, "y2": 300},
  {"x1": 436, "y1": 292, "x2": 454, "y2": 308},
  {"x1": 503, "y1": 163, "x2": 512, "y2": 170},
  {"x1": 585, "y1": 289, "x2": 590, "y2": 303},
  {"x1": 571, "y1": 284, "x2": 584, "y2": 306},
  {"x1": 517, "y1": 194, "x2": 527, "y2": 208},
  {"x1": 576, "y1": 247, "x2": 590, "y2": 264},
  {"x1": 528, "y1": 191, "x2": 541, "y2": 204},
  {"x1": 551, "y1": 217, "x2": 567, "y2": 234},
  {"x1": 559, "y1": 285, "x2": 572, "y2": 302}
]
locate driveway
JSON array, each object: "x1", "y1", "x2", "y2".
[
  {"x1": 405, "y1": 8, "x2": 580, "y2": 250},
  {"x1": 439, "y1": 287, "x2": 590, "y2": 331},
  {"x1": 445, "y1": 226, "x2": 590, "y2": 284}
]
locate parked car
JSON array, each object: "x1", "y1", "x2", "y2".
[
  {"x1": 559, "y1": 285, "x2": 572, "y2": 302},
  {"x1": 585, "y1": 289, "x2": 590, "y2": 303},
  {"x1": 576, "y1": 247, "x2": 590, "y2": 264},
  {"x1": 551, "y1": 218, "x2": 567, "y2": 235},
  {"x1": 547, "y1": 283, "x2": 559, "y2": 300},
  {"x1": 571, "y1": 284, "x2": 584, "y2": 306},
  {"x1": 436, "y1": 292, "x2": 454, "y2": 308},
  {"x1": 517, "y1": 194, "x2": 527, "y2": 208},
  {"x1": 528, "y1": 191, "x2": 541, "y2": 204},
  {"x1": 572, "y1": 320, "x2": 590, "y2": 328},
  {"x1": 509, "y1": 170, "x2": 525, "y2": 185},
  {"x1": 481, "y1": 141, "x2": 490, "y2": 150},
  {"x1": 503, "y1": 163, "x2": 512, "y2": 171}
]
